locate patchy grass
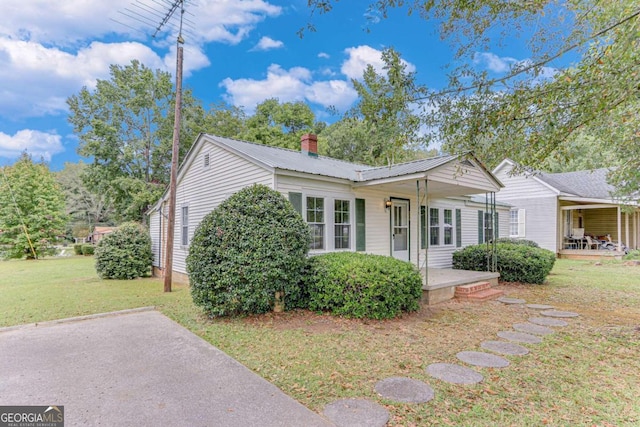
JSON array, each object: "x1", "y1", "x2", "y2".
[{"x1": 1, "y1": 257, "x2": 639, "y2": 425}]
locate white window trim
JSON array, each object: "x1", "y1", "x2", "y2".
[
  {"x1": 428, "y1": 206, "x2": 457, "y2": 247},
  {"x1": 305, "y1": 195, "x2": 326, "y2": 252},
  {"x1": 301, "y1": 193, "x2": 356, "y2": 253},
  {"x1": 333, "y1": 198, "x2": 353, "y2": 251},
  {"x1": 510, "y1": 208, "x2": 526, "y2": 238},
  {"x1": 180, "y1": 204, "x2": 190, "y2": 247}
]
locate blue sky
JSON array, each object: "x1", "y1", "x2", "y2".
[{"x1": 0, "y1": 0, "x2": 541, "y2": 170}]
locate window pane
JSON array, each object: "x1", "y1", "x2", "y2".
[
  {"x1": 307, "y1": 197, "x2": 324, "y2": 249},
  {"x1": 510, "y1": 210, "x2": 518, "y2": 236},
  {"x1": 484, "y1": 212, "x2": 493, "y2": 242},
  {"x1": 334, "y1": 200, "x2": 350, "y2": 249},
  {"x1": 430, "y1": 208, "x2": 439, "y2": 246},
  {"x1": 444, "y1": 209, "x2": 453, "y2": 245},
  {"x1": 181, "y1": 206, "x2": 189, "y2": 246}
]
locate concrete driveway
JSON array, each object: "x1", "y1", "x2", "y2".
[{"x1": 0, "y1": 309, "x2": 333, "y2": 426}]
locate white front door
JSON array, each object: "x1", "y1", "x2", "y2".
[{"x1": 391, "y1": 200, "x2": 409, "y2": 261}]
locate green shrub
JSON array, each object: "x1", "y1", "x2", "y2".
[
  {"x1": 73, "y1": 244, "x2": 83, "y2": 255},
  {"x1": 494, "y1": 238, "x2": 539, "y2": 248},
  {"x1": 94, "y1": 223, "x2": 152, "y2": 279},
  {"x1": 81, "y1": 244, "x2": 94, "y2": 256},
  {"x1": 187, "y1": 184, "x2": 311, "y2": 317},
  {"x1": 304, "y1": 252, "x2": 423, "y2": 319},
  {"x1": 453, "y1": 243, "x2": 556, "y2": 284},
  {"x1": 623, "y1": 249, "x2": 640, "y2": 260}
]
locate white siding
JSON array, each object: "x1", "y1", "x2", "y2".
[
  {"x1": 170, "y1": 141, "x2": 273, "y2": 274},
  {"x1": 149, "y1": 209, "x2": 161, "y2": 267},
  {"x1": 429, "y1": 161, "x2": 500, "y2": 193},
  {"x1": 494, "y1": 162, "x2": 559, "y2": 251}
]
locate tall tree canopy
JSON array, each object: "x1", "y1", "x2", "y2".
[
  {"x1": 0, "y1": 154, "x2": 67, "y2": 259},
  {"x1": 307, "y1": 0, "x2": 640, "y2": 199},
  {"x1": 67, "y1": 60, "x2": 203, "y2": 222}
]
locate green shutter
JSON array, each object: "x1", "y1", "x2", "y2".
[
  {"x1": 478, "y1": 210, "x2": 484, "y2": 244},
  {"x1": 494, "y1": 212, "x2": 499, "y2": 240},
  {"x1": 420, "y1": 206, "x2": 426, "y2": 249},
  {"x1": 355, "y1": 198, "x2": 366, "y2": 251},
  {"x1": 456, "y1": 208, "x2": 462, "y2": 247},
  {"x1": 288, "y1": 192, "x2": 302, "y2": 214}
]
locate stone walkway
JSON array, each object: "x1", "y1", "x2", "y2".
[{"x1": 322, "y1": 297, "x2": 581, "y2": 426}]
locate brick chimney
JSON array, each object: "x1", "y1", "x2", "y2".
[{"x1": 300, "y1": 133, "x2": 318, "y2": 157}]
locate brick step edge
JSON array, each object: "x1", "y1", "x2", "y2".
[
  {"x1": 454, "y1": 281, "x2": 492, "y2": 295},
  {"x1": 456, "y1": 288, "x2": 505, "y2": 301}
]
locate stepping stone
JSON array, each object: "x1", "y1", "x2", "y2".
[
  {"x1": 528, "y1": 316, "x2": 569, "y2": 327},
  {"x1": 374, "y1": 377, "x2": 434, "y2": 403},
  {"x1": 526, "y1": 304, "x2": 554, "y2": 310},
  {"x1": 456, "y1": 351, "x2": 510, "y2": 368},
  {"x1": 323, "y1": 398, "x2": 389, "y2": 427},
  {"x1": 481, "y1": 340, "x2": 530, "y2": 356},
  {"x1": 426, "y1": 363, "x2": 484, "y2": 385},
  {"x1": 497, "y1": 297, "x2": 526, "y2": 304},
  {"x1": 513, "y1": 322, "x2": 555, "y2": 336},
  {"x1": 497, "y1": 330, "x2": 542, "y2": 344},
  {"x1": 540, "y1": 310, "x2": 580, "y2": 318}
]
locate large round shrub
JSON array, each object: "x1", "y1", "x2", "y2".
[
  {"x1": 187, "y1": 184, "x2": 311, "y2": 317},
  {"x1": 453, "y1": 243, "x2": 556, "y2": 284},
  {"x1": 304, "y1": 252, "x2": 423, "y2": 319},
  {"x1": 95, "y1": 222, "x2": 153, "y2": 279},
  {"x1": 494, "y1": 238, "x2": 539, "y2": 248}
]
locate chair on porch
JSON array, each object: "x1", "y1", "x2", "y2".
[{"x1": 585, "y1": 235, "x2": 601, "y2": 250}]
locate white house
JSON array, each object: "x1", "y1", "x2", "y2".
[
  {"x1": 148, "y1": 133, "x2": 509, "y2": 286},
  {"x1": 493, "y1": 159, "x2": 640, "y2": 258}
]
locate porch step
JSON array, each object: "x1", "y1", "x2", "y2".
[
  {"x1": 455, "y1": 281, "x2": 492, "y2": 295},
  {"x1": 456, "y1": 288, "x2": 505, "y2": 302}
]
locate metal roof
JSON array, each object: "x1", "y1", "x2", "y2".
[{"x1": 207, "y1": 134, "x2": 461, "y2": 183}]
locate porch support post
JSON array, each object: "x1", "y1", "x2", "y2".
[
  {"x1": 625, "y1": 212, "x2": 630, "y2": 251},
  {"x1": 617, "y1": 206, "x2": 622, "y2": 252},
  {"x1": 492, "y1": 192, "x2": 497, "y2": 272},
  {"x1": 416, "y1": 180, "x2": 420, "y2": 275},
  {"x1": 424, "y1": 179, "x2": 429, "y2": 289}
]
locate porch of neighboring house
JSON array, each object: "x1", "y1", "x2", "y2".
[
  {"x1": 420, "y1": 268, "x2": 501, "y2": 305},
  {"x1": 557, "y1": 203, "x2": 639, "y2": 260}
]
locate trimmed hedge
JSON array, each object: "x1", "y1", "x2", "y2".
[
  {"x1": 187, "y1": 184, "x2": 311, "y2": 317},
  {"x1": 81, "y1": 244, "x2": 94, "y2": 256},
  {"x1": 304, "y1": 252, "x2": 423, "y2": 319},
  {"x1": 493, "y1": 238, "x2": 539, "y2": 248},
  {"x1": 94, "y1": 223, "x2": 152, "y2": 279},
  {"x1": 453, "y1": 243, "x2": 555, "y2": 284}
]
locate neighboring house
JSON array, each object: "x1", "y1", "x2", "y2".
[
  {"x1": 148, "y1": 133, "x2": 509, "y2": 285},
  {"x1": 493, "y1": 159, "x2": 640, "y2": 258},
  {"x1": 87, "y1": 226, "x2": 116, "y2": 244}
]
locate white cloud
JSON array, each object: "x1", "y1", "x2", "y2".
[
  {"x1": 318, "y1": 52, "x2": 330, "y2": 59},
  {"x1": 251, "y1": 36, "x2": 284, "y2": 51},
  {"x1": 474, "y1": 52, "x2": 558, "y2": 81},
  {"x1": 0, "y1": 38, "x2": 165, "y2": 118},
  {"x1": 220, "y1": 64, "x2": 357, "y2": 112},
  {"x1": 341, "y1": 45, "x2": 416, "y2": 80},
  {"x1": 0, "y1": 0, "x2": 281, "y2": 47},
  {"x1": 0, "y1": 130, "x2": 64, "y2": 161},
  {"x1": 473, "y1": 52, "x2": 518, "y2": 73}
]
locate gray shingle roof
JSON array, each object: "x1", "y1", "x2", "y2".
[
  {"x1": 537, "y1": 168, "x2": 614, "y2": 199},
  {"x1": 208, "y1": 134, "x2": 460, "y2": 183}
]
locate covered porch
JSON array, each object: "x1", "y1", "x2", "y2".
[{"x1": 558, "y1": 200, "x2": 639, "y2": 259}]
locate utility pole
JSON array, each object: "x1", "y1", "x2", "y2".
[{"x1": 163, "y1": 1, "x2": 185, "y2": 292}]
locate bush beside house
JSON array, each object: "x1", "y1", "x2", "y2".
[
  {"x1": 95, "y1": 222, "x2": 153, "y2": 279},
  {"x1": 453, "y1": 242, "x2": 556, "y2": 284},
  {"x1": 304, "y1": 252, "x2": 423, "y2": 319},
  {"x1": 187, "y1": 184, "x2": 311, "y2": 317}
]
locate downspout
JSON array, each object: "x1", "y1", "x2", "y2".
[
  {"x1": 416, "y1": 180, "x2": 420, "y2": 273},
  {"x1": 492, "y1": 192, "x2": 497, "y2": 272},
  {"x1": 425, "y1": 179, "x2": 429, "y2": 288}
]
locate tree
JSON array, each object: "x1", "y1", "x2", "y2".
[
  {"x1": 0, "y1": 154, "x2": 67, "y2": 259},
  {"x1": 56, "y1": 161, "x2": 114, "y2": 227},
  {"x1": 67, "y1": 60, "x2": 205, "y2": 222},
  {"x1": 240, "y1": 98, "x2": 318, "y2": 149},
  {"x1": 331, "y1": 48, "x2": 428, "y2": 166},
  {"x1": 307, "y1": 1, "x2": 640, "y2": 198}
]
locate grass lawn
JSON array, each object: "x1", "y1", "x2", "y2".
[{"x1": 1, "y1": 256, "x2": 639, "y2": 426}]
